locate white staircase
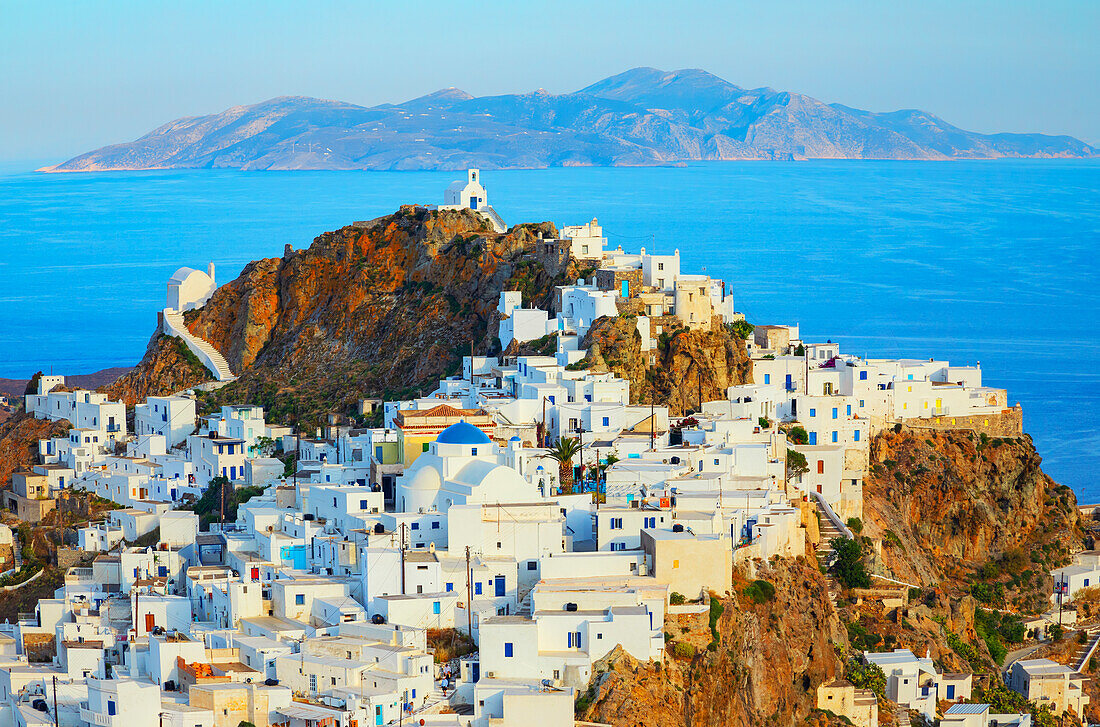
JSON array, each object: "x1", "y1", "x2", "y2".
[
  {"x1": 162, "y1": 310, "x2": 236, "y2": 382},
  {"x1": 1073, "y1": 624, "x2": 1100, "y2": 672},
  {"x1": 481, "y1": 205, "x2": 506, "y2": 233}
]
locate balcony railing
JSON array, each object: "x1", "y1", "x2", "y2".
[
  {"x1": 80, "y1": 707, "x2": 112, "y2": 726},
  {"x1": 106, "y1": 425, "x2": 121, "y2": 433}
]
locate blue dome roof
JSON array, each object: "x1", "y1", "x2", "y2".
[
  {"x1": 436, "y1": 421, "x2": 492, "y2": 445},
  {"x1": 509, "y1": 436, "x2": 522, "y2": 442}
]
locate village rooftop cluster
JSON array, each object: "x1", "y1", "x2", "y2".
[{"x1": 0, "y1": 172, "x2": 1079, "y2": 727}]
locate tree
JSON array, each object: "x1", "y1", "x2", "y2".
[
  {"x1": 726, "y1": 320, "x2": 754, "y2": 340},
  {"x1": 252, "y1": 436, "x2": 277, "y2": 458},
  {"x1": 546, "y1": 437, "x2": 581, "y2": 495},
  {"x1": 786, "y1": 448, "x2": 809, "y2": 483},
  {"x1": 831, "y1": 536, "x2": 872, "y2": 589},
  {"x1": 846, "y1": 659, "x2": 886, "y2": 697},
  {"x1": 788, "y1": 426, "x2": 809, "y2": 445},
  {"x1": 794, "y1": 343, "x2": 806, "y2": 357}
]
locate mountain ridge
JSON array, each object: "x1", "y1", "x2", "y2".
[{"x1": 42, "y1": 67, "x2": 1096, "y2": 172}]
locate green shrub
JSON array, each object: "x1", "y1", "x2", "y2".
[
  {"x1": 707, "y1": 596, "x2": 725, "y2": 648},
  {"x1": 788, "y1": 426, "x2": 809, "y2": 445},
  {"x1": 846, "y1": 517, "x2": 863, "y2": 534},
  {"x1": 758, "y1": 416, "x2": 771, "y2": 429},
  {"x1": 744, "y1": 579, "x2": 776, "y2": 605},
  {"x1": 669, "y1": 592, "x2": 686, "y2": 606},
  {"x1": 672, "y1": 641, "x2": 695, "y2": 659}
]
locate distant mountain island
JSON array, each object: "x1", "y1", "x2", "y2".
[{"x1": 43, "y1": 67, "x2": 1096, "y2": 172}]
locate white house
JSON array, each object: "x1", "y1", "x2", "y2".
[
  {"x1": 134, "y1": 396, "x2": 196, "y2": 448},
  {"x1": 559, "y1": 219, "x2": 606, "y2": 260}
]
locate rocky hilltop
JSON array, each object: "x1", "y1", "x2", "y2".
[
  {"x1": 579, "y1": 558, "x2": 849, "y2": 727},
  {"x1": 577, "y1": 315, "x2": 751, "y2": 416},
  {"x1": 44, "y1": 67, "x2": 1096, "y2": 172},
  {"x1": 863, "y1": 427, "x2": 1079, "y2": 612},
  {"x1": 109, "y1": 206, "x2": 758, "y2": 423}
]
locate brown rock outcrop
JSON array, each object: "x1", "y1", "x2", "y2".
[
  {"x1": 0, "y1": 413, "x2": 71, "y2": 487},
  {"x1": 579, "y1": 316, "x2": 751, "y2": 416},
  {"x1": 120, "y1": 207, "x2": 573, "y2": 422},
  {"x1": 579, "y1": 558, "x2": 847, "y2": 727},
  {"x1": 863, "y1": 428, "x2": 1078, "y2": 598},
  {"x1": 101, "y1": 333, "x2": 213, "y2": 406}
]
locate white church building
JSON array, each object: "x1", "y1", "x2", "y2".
[
  {"x1": 394, "y1": 421, "x2": 540, "y2": 513},
  {"x1": 435, "y1": 169, "x2": 506, "y2": 232},
  {"x1": 167, "y1": 263, "x2": 216, "y2": 313}
]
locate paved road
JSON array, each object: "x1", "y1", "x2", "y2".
[{"x1": 1001, "y1": 643, "x2": 1043, "y2": 672}]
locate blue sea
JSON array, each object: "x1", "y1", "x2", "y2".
[{"x1": 1, "y1": 161, "x2": 1098, "y2": 499}]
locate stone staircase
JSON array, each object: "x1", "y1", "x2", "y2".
[
  {"x1": 812, "y1": 498, "x2": 846, "y2": 605},
  {"x1": 162, "y1": 310, "x2": 236, "y2": 382},
  {"x1": 1073, "y1": 624, "x2": 1100, "y2": 672},
  {"x1": 895, "y1": 707, "x2": 911, "y2": 727}
]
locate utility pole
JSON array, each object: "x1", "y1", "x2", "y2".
[
  {"x1": 465, "y1": 546, "x2": 473, "y2": 639},
  {"x1": 650, "y1": 386, "x2": 655, "y2": 451},
  {"x1": 400, "y1": 523, "x2": 407, "y2": 595},
  {"x1": 52, "y1": 675, "x2": 58, "y2": 727}
]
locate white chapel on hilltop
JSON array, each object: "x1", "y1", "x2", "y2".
[
  {"x1": 167, "y1": 263, "x2": 216, "y2": 313},
  {"x1": 434, "y1": 168, "x2": 506, "y2": 232}
]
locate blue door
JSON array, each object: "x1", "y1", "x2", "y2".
[
  {"x1": 472, "y1": 662, "x2": 480, "y2": 683},
  {"x1": 947, "y1": 684, "x2": 955, "y2": 699},
  {"x1": 470, "y1": 196, "x2": 478, "y2": 210},
  {"x1": 785, "y1": 374, "x2": 792, "y2": 390},
  {"x1": 620, "y1": 280, "x2": 629, "y2": 298},
  {"x1": 808, "y1": 432, "x2": 817, "y2": 445},
  {"x1": 495, "y1": 576, "x2": 505, "y2": 597}
]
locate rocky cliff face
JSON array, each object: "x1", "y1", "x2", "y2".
[
  {"x1": 0, "y1": 413, "x2": 72, "y2": 487},
  {"x1": 579, "y1": 558, "x2": 848, "y2": 727},
  {"x1": 579, "y1": 316, "x2": 752, "y2": 416},
  {"x1": 121, "y1": 208, "x2": 572, "y2": 421},
  {"x1": 102, "y1": 333, "x2": 213, "y2": 406},
  {"x1": 863, "y1": 428, "x2": 1079, "y2": 603}
]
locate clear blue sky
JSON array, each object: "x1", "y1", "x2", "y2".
[{"x1": 1, "y1": 0, "x2": 1096, "y2": 162}]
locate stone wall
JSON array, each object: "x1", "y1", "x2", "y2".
[
  {"x1": 890, "y1": 405, "x2": 1023, "y2": 438},
  {"x1": 595, "y1": 267, "x2": 643, "y2": 295},
  {"x1": 23, "y1": 633, "x2": 55, "y2": 662}
]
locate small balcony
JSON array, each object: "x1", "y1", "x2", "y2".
[
  {"x1": 106, "y1": 424, "x2": 121, "y2": 433},
  {"x1": 80, "y1": 706, "x2": 113, "y2": 726}
]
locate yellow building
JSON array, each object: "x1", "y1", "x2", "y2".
[
  {"x1": 817, "y1": 679, "x2": 878, "y2": 727},
  {"x1": 394, "y1": 404, "x2": 496, "y2": 465},
  {"x1": 640, "y1": 529, "x2": 731, "y2": 599}
]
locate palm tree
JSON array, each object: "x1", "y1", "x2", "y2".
[{"x1": 546, "y1": 436, "x2": 582, "y2": 495}]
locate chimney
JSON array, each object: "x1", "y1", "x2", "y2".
[{"x1": 207, "y1": 262, "x2": 215, "y2": 285}]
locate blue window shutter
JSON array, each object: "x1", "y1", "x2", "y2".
[
  {"x1": 764, "y1": 374, "x2": 770, "y2": 384},
  {"x1": 809, "y1": 409, "x2": 816, "y2": 417},
  {"x1": 504, "y1": 642, "x2": 513, "y2": 657},
  {"x1": 832, "y1": 408, "x2": 837, "y2": 419}
]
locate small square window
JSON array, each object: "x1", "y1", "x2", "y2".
[{"x1": 295, "y1": 594, "x2": 305, "y2": 606}]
